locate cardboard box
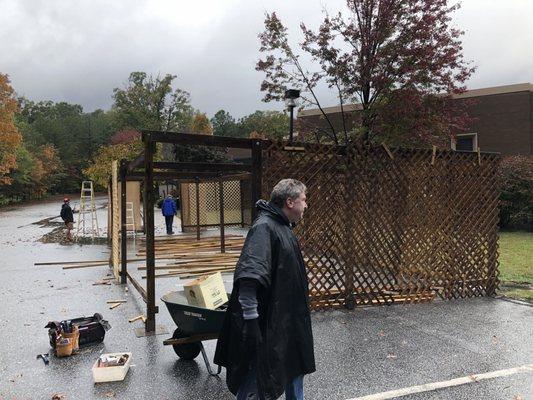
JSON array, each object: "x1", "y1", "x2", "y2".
[
  {"x1": 92, "y1": 352, "x2": 132, "y2": 383},
  {"x1": 183, "y1": 272, "x2": 228, "y2": 310}
]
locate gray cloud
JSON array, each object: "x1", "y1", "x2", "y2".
[{"x1": 1, "y1": 0, "x2": 531, "y2": 118}]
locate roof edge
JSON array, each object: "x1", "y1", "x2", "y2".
[{"x1": 298, "y1": 82, "x2": 533, "y2": 117}]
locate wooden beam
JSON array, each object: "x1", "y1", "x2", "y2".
[
  {"x1": 142, "y1": 130, "x2": 256, "y2": 149},
  {"x1": 126, "y1": 171, "x2": 251, "y2": 183},
  {"x1": 127, "y1": 271, "x2": 147, "y2": 303},
  {"x1": 153, "y1": 161, "x2": 252, "y2": 172}
]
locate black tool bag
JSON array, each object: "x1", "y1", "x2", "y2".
[{"x1": 45, "y1": 313, "x2": 111, "y2": 349}]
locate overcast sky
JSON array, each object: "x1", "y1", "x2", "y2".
[{"x1": 1, "y1": 0, "x2": 532, "y2": 118}]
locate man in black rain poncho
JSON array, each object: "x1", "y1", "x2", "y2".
[{"x1": 214, "y1": 179, "x2": 315, "y2": 400}]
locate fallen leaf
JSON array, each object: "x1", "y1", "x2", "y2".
[
  {"x1": 378, "y1": 330, "x2": 386, "y2": 337},
  {"x1": 513, "y1": 395, "x2": 523, "y2": 400},
  {"x1": 104, "y1": 391, "x2": 115, "y2": 398},
  {"x1": 51, "y1": 393, "x2": 66, "y2": 400}
]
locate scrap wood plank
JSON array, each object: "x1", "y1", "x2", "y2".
[
  {"x1": 35, "y1": 259, "x2": 108, "y2": 266},
  {"x1": 37, "y1": 258, "x2": 148, "y2": 267},
  {"x1": 139, "y1": 262, "x2": 236, "y2": 270},
  {"x1": 143, "y1": 266, "x2": 235, "y2": 279},
  {"x1": 106, "y1": 299, "x2": 127, "y2": 304},
  {"x1": 93, "y1": 280, "x2": 111, "y2": 286},
  {"x1": 150, "y1": 239, "x2": 244, "y2": 247},
  {"x1": 128, "y1": 315, "x2": 144, "y2": 323},
  {"x1": 142, "y1": 234, "x2": 243, "y2": 243},
  {"x1": 138, "y1": 263, "x2": 237, "y2": 270},
  {"x1": 109, "y1": 302, "x2": 123, "y2": 309},
  {"x1": 146, "y1": 237, "x2": 244, "y2": 245}
]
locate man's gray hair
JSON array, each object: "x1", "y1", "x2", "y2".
[{"x1": 270, "y1": 179, "x2": 307, "y2": 208}]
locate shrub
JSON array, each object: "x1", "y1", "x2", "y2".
[{"x1": 499, "y1": 155, "x2": 533, "y2": 231}]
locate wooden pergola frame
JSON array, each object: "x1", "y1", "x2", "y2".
[{"x1": 117, "y1": 131, "x2": 263, "y2": 333}]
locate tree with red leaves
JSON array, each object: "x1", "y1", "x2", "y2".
[
  {"x1": 110, "y1": 129, "x2": 141, "y2": 145},
  {"x1": 257, "y1": 0, "x2": 475, "y2": 146}
]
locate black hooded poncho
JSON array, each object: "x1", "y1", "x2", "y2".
[{"x1": 214, "y1": 200, "x2": 315, "y2": 400}]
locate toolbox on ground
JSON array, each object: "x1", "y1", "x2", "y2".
[{"x1": 45, "y1": 313, "x2": 111, "y2": 349}]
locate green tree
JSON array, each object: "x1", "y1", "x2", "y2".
[
  {"x1": 112, "y1": 72, "x2": 193, "y2": 132},
  {"x1": 236, "y1": 110, "x2": 289, "y2": 140},
  {"x1": 16, "y1": 99, "x2": 118, "y2": 193},
  {"x1": 211, "y1": 110, "x2": 239, "y2": 137}
]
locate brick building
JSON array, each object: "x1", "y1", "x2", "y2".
[{"x1": 298, "y1": 83, "x2": 533, "y2": 155}]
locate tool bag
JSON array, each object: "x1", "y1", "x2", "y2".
[{"x1": 45, "y1": 313, "x2": 111, "y2": 349}]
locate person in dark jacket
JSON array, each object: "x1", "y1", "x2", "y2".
[
  {"x1": 214, "y1": 179, "x2": 315, "y2": 400},
  {"x1": 161, "y1": 194, "x2": 177, "y2": 234},
  {"x1": 60, "y1": 197, "x2": 74, "y2": 241}
]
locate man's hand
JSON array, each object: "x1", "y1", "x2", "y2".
[{"x1": 242, "y1": 318, "x2": 262, "y2": 348}]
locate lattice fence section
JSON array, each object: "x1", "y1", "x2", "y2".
[
  {"x1": 184, "y1": 180, "x2": 243, "y2": 228},
  {"x1": 261, "y1": 142, "x2": 500, "y2": 310}
]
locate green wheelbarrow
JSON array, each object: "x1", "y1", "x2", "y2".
[{"x1": 161, "y1": 290, "x2": 228, "y2": 376}]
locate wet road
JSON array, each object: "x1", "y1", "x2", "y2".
[{"x1": 0, "y1": 199, "x2": 531, "y2": 399}]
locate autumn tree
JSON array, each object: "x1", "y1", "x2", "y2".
[
  {"x1": 0, "y1": 73, "x2": 22, "y2": 184},
  {"x1": 190, "y1": 113, "x2": 213, "y2": 135},
  {"x1": 257, "y1": 0, "x2": 474, "y2": 146},
  {"x1": 83, "y1": 140, "x2": 145, "y2": 188},
  {"x1": 112, "y1": 72, "x2": 193, "y2": 132}
]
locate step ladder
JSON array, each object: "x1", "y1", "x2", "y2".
[
  {"x1": 75, "y1": 181, "x2": 99, "y2": 239},
  {"x1": 125, "y1": 201, "x2": 136, "y2": 239}
]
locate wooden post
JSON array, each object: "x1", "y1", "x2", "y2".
[
  {"x1": 195, "y1": 177, "x2": 201, "y2": 241},
  {"x1": 251, "y1": 140, "x2": 262, "y2": 221},
  {"x1": 219, "y1": 178, "x2": 225, "y2": 253},
  {"x1": 120, "y1": 160, "x2": 127, "y2": 284},
  {"x1": 143, "y1": 133, "x2": 156, "y2": 333},
  {"x1": 108, "y1": 177, "x2": 113, "y2": 242},
  {"x1": 239, "y1": 179, "x2": 245, "y2": 228}
]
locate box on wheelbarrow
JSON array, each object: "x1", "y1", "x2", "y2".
[{"x1": 183, "y1": 272, "x2": 228, "y2": 310}]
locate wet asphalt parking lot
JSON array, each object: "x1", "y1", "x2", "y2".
[{"x1": 0, "y1": 198, "x2": 531, "y2": 399}]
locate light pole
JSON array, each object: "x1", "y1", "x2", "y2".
[{"x1": 284, "y1": 89, "x2": 300, "y2": 143}]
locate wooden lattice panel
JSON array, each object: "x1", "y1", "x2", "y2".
[
  {"x1": 261, "y1": 142, "x2": 500, "y2": 310},
  {"x1": 184, "y1": 180, "x2": 243, "y2": 227}
]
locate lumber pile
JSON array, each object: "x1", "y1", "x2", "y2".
[
  {"x1": 35, "y1": 233, "x2": 245, "y2": 280},
  {"x1": 138, "y1": 234, "x2": 244, "y2": 279}
]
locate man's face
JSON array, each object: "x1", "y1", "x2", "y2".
[{"x1": 284, "y1": 192, "x2": 307, "y2": 223}]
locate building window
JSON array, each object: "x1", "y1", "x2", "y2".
[{"x1": 452, "y1": 133, "x2": 478, "y2": 152}]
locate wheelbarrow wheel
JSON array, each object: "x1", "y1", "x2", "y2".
[{"x1": 172, "y1": 329, "x2": 201, "y2": 360}]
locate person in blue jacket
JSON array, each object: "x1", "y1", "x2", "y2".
[{"x1": 161, "y1": 194, "x2": 177, "y2": 234}]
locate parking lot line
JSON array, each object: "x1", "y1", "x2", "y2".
[{"x1": 346, "y1": 363, "x2": 533, "y2": 400}]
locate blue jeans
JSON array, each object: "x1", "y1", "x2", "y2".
[{"x1": 236, "y1": 368, "x2": 304, "y2": 400}]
